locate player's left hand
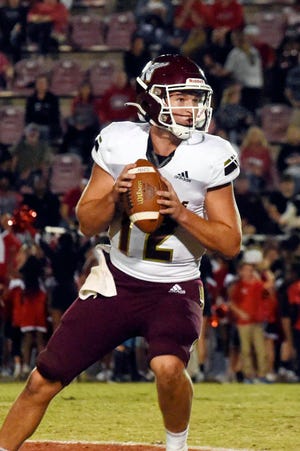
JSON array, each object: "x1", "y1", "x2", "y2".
[
  {"x1": 113, "y1": 163, "x2": 136, "y2": 201},
  {"x1": 157, "y1": 176, "x2": 184, "y2": 221}
]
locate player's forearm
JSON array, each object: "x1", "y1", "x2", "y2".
[
  {"x1": 176, "y1": 207, "x2": 242, "y2": 258},
  {"x1": 76, "y1": 193, "x2": 116, "y2": 237}
]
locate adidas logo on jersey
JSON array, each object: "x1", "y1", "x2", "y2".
[
  {"x1": 168, "y1": 284, "x2": 186, "y2": 294},
  {"x1": 175, "y1": 171, "x2": 191, "y2": 182}
]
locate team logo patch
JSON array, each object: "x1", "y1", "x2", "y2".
[
  {"x1": 142, "y1": 62, "x2": 169, "y2": 83},
  {"x1": 224, "y1": 155, "x2": 239, "y2": 175}
]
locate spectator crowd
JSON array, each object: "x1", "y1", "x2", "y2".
[{"x1": 0, "y1": 0, "x2": 300, "y2": 384}]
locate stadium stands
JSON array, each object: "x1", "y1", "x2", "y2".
[
  {"x1": 13, "y1": 58, "x2": 46, "y2": 96},
  {"x1": 105, "y1": 11, "x2": 136, "y2": 50},
  {"x1": 259, "y1": 103, "x2": 293, "y2": 144},
  {"x1": 87, "y1": 59, "x2": 116, "y2": 97},
  {"x1": 49, "y1": 59, "x2": 86, "y2": 96},
  {"x1": 69, "y1": 14, "x2": 105, "y2": 50},
  {"x1": 0, "y1": 105, "x2": 25, "y2": 145},
  {"x1": 49, "y1": 153, "x2": 84, "y2": 194}
]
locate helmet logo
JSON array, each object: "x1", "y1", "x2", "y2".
[
  {"x1": 186, "y1": 78, "x2": 205, "y2": 85},
  {"x1": 142, "y1": 62, "x2": 169, "y2": 83}
]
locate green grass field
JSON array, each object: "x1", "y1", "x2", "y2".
[{"x1": 0, "y1": 381, "x2": 299, "y2": 450}]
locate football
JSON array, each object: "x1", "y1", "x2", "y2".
[{"x1": 122, "y1": 159, "x2": 166, "y2": 233}]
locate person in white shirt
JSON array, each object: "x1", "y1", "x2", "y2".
[{"x1": 223, "y1": 28, "x2": 264, "y2": 114}]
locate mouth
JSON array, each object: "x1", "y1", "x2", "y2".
[{"x1": 174, "y1": 115, "x2": 193, "y2": 126}]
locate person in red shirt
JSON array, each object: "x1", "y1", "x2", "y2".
[
  {"x1": 60, "y1": 178, "x2": 87, "y2": 229},
  {"x1": 239, "y1": 125, "x2": 278, "y2": 193},
  {"x1": 96, "y1": 69, "x2": 136, "y2": 126},
  {"x1": 174, "y1": 0, "x2": 210, "y2": 36},
  {"x1": 259, "y1": 258, "x2": 282, "y2": 382},
  {"x1": 286, "y1": 266, "x2": 300, "y2": 378},
  {"x1": 208, "y1": 0, "x2": 244, "y2": 32},
  {"x1": 14, "y1": 245, "x2": 48, "y2": 377},
  {"x1": 228, "y1": 261, "x2": 268, "y2": 382},
  {"x1": 27, "y1": 0, "x2": 69, "y2": 55},
  {"x1": 0, "y1": 213, "x2": 22, "y2": 286}
]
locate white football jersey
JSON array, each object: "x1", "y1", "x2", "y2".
[{"x1": 92, "y1": 122, "x2": 239, "y2": 282}]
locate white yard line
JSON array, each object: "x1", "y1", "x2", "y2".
[{"x1": 27, "y1": 440, "x2": 252, "y2": 451}]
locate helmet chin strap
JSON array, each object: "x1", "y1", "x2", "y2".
[
  {"x1": 149, "y1": 119, "x2": 193, "y2": 140},
  {"x1": 159, "y1": 108, "x2": 198, "y2": 140},
  {"x1": 167, "y1": 124, "x2": 194, "y2": 140}
]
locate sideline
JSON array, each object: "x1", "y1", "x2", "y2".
[{"x1": 25, "y1": 440, "x2": 251, "y2": 451}]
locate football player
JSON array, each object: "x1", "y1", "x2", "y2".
[{"x1": 0, "y1": 54, "x2": 241, "y2": 451}]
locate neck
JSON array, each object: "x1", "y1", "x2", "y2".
[{"x1": 150, "y1": 125, "x2": 181, "y2": 155}]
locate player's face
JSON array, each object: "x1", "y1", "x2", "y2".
[{"x1": 168, "y1": 91, "x2": 204, "y2": 126}]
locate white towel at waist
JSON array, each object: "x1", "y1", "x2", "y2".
[{"x1": 79, "y1": 244, "x2": 117, "y2": 299}]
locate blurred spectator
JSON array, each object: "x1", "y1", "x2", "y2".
[
  {"x1": 282, "y1": 261, "x2": 300, "y2": 379},
  {"x1": 25, "y1": 74, "x2": 62, "y2": 144},
  {"x1": 9, "y1": 123, "x2": 53, "y2": 190},
  {"x1": 3, "y1": 278, "x2": 22, "y2": 378},
  {"x1": 262, "y1": 242, "x2": 285, "y2": 284},
  {"x1": 205, "y1": 254, "x2": 236, "y2": 383},
  {"x1": 233, "y1": 173, "x2": 277, "y2": 235},
  {"x1": 0, "y1": 171, "x2": 21, "y2": 216},
  {"x1": 213, "y1": 83, "x2": 253, "y2": 144},
  {"x1": 194, "y1": 48, "x2": 230, "y2": 108},
  {"x1": 239, "y1": 125, "x2": 277, "y2": 193},
  {"x1": 60, "y1": 178, "x2": 87, "y2": 229},
  {"x1": 39, "y1": 231, "x2": 79, "y2": 330},
  {"x1": 198, "y1": 26, "x2": 233, "y2": 68},
  {"x1": 123, "y1": 34, "x2": 152, "y2": 86},
  {"x1": 0, "y1": 213, "x2": 22, "y2": 286},
  {"x1": 8, "y1": 205, "x2": 38, "y2": 241},
  {"x1": 208, "y1": 0, "x2": 244, "y2": 30},
  {"x1": 60, "y1": 81, "x2": 99, "y2": 166},
  {"x1": 0, "y1": 0, "x2": 28, "y2": 63},
  {"x1": 228, "y1": 261, "x2": 268, "y2": 383},
  {"x1": 243, "y1": 24, "x2": 276, "y2": 102},
  {"x1": 189, "y1": 256, "x2": 213, "y2": 383},
  {"x1": 244, "y1": 24, "x2": 276, "y2": 72},
  {"x1": 173, "y1": 0, "x2": 211, "y2": 59},
  {"x1": 60, "y1": 112, "x2": 99, "y2": 167},
  {"x1": 276, "y1": 259, "x2": 300, "y2": 381},
  {"x1": 0, "y1": 146, "x2": 13, "y2": 173},
  {"x1": 222, "y1": 29, "x2": 264, "y2": 114},
  {"x1": 111, "y1": 338, "x2": 141, "y2": 382},
  {"x1": 11, "y1": 244, "x2": 48, "y2": 377},
  {"x1": 276, "y1": 124, "x2": 300, "y2": 193},
  {"x1": 174, "y1": 0, "x2": 210, "y2": 40},
  {"x1": 258, "y1": 248, "x2": 282, "y2": 382},
  {"x1": 0, "y1": 50, "x2": 14, "y2": 89},
  {"x1": 180, "y1": 30, "x2": 207, "y2": 61},
  {"x1": 27, "y1": 0, "x2": 69, "y2": 56},
  {"x1": 284, "y1": 53, "x2": 300, "y2": 109},
  {"x1": 21, "y1": 175, "x2": 61, "y2": 230},
  {"x1": 135, "y1": 2, "x2": 180, "y2": 55},
  {"x1": 269, "y1": 36, "x2": 300, "y2": 104},
  {"x1": 264, "y1": 174, "x2": 300, "y2": 234},
  {"x1": 96, "y1": 70, "x2": 136, "y2": 126},
  {"x1": 70, "y1": 80, "x2": 99, "y2": 123},
  {"x1": 135, "y1": 0, "x2": 174, "y2": 28},
  {"x1": 207, "y1": 0, "x2": 245, "y2": 42}
]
